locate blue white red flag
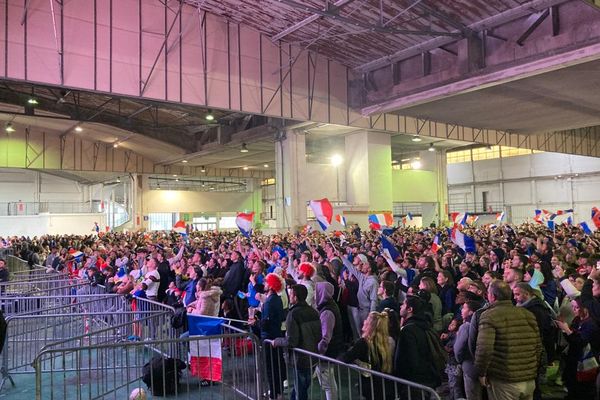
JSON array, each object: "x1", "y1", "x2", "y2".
[
  {"x1": 309, "y1": 198, "x2": 334, "y2": 231},
  {"x1": 449, "y1": 227, "x2": 476, "y2": 253},
  {"x1": 431, "y1": 234, "x2": 441, "y2": 253},
  {"x1": 236, "y1": 212, "x2": 254, "y2": 237},
  {"x1": 369, "y1": 213, "x2": 394, "y2": 230},
  {"x1": 450, "y1": 212, "x2": 468, "y2": 226},
  {"x1": 380, "y1": 235, "x2": 400, "y2": 261},
  {"x1": 580, "y1": 221, "x2": 597, "y2": 235},
  {"x1": 188, "y1": 315, "x2": 223, "y2": 382},
  {"x1": 173, "y1": 220, "x2": 187, "y2": 235},
  {"x1": 335, "y1": 214, "x2": 347, "y2": 227}
]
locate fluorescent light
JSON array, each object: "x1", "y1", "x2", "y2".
[
  {"x1": 330, "y1": 154, "x2": 343, "y2": 166},
  {"x1": 75, "y1": 126, "x2": 83, "y2": 132},
  {"x1": 182, "y1": 160, "x2": 188, "y2": 163},
  {"x1": 411, "y1": 136, "x2": 422, "y2": 142},
  {"x1": 391, "y1": 160, "x2": 398, "y2": 164}
]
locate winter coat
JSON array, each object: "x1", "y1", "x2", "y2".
[
  {"x1": 222, "y1": 260, "x2": 246, "y2": 298},
  {"x1": 474, "y1": 300, "x2": 542, "y2": 383},
  {"x1": 520, "y1": 296, "x2": 557, "y2": 362},
  {"x1": 190, "y1": 287, "x2": 222, "y2": 317},
  {"x1": 260, "y1": 292, "x2": 285, "y2": 340},
  {"x1": 453, "y1": 320, "x2": 477, "y2": 379},
  {"x1": 394, "y1": 314, "x2": 441, "y2": 388},
  {"x1": 274, "y1": 300, "x2": 322, "y2": 369}
]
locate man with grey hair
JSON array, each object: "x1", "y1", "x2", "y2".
[{"x1": 475, "y1": 280, "x2": 542, "y2": 400}]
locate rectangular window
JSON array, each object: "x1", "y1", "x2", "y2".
[{"x1": 148, "y1": 213, "x2": 176, "y2": 231}]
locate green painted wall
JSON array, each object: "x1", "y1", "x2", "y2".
[{"x1": 392, "y1": 170, "x2": 439, "y2": 202}]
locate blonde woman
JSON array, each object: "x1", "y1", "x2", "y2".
[{"x1": 339, "y1": 311, "x2": 393, "y2": 400}]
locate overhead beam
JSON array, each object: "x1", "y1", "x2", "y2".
[
  {"x1": 271, "y1": 0, "x2": 357, "y2": 41},
  {"x1": 362, "y1": 39, "x2": 600, "y2": 115},
  {"x1": 356, "y1": 0, "x2": 571, "y2": 72},
  {"x1": 276, "y1": 0, "x2": 461, "y2": 37},
  {"x1": 157, "y1": 124, "x2": 278, "y2": 165},
  {"x1": 516, "y1": 9, "x2": 550, "y2": 46}
]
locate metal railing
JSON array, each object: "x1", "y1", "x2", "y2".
[
  {"x1": 447, "y1": 201, "x2": 505, "y2": 214},
  {"x1": 34, "y1": 332, "x2": 262, "y2": 400},
  {"x1": 263, "y1": 339, "x2": 441, "y2": 400},
  {"x1": 0, "y1": 201, "x2": 103, "y2": 216}
]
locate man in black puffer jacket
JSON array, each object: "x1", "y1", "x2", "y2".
[
  {"x1": 395, "y1": 295, "x2": 442, "y2": 394},
  {"x1": 274, "y1": 284, "x2": 321, "y2": 400}
]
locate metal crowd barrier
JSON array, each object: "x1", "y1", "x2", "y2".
[
  {"x1": 263, "y1": 339, "x2": 441, "y2": 400},
  {"x1": 0, "y1": 279, "x2": 90, "y2": 297},
  {"x1": 0, "y1": 248, "x2": 13, "y2": 259},
  {"x1": 10, "y1": 268, "x2": 64, "y2": 281},
  {"x1": 0, "y1": 293, "x2": 122, "y2": 316},
  {"x1": 2, "y1": 311, "x2": 169, "y2": 375},
  {"x1": 4, "y1": 255, "x2": 36, "y2": 274},
  {"x1": 34, "y1": 332, "x2": 262, "y2": 400}
]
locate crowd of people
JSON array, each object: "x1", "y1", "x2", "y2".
[{"x1": 1, "y1": 221, "x2": 600, "y2": 400}]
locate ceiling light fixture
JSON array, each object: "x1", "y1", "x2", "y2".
[
  {"x1": 391, "y1": 160, "x2": 398, "y2": 164},
  {"x1": 411, "y1": 160, "x2": 422, "y2": 169},
  {"x1": 116, "y1": 177, "x2": 121, "y2": 183},
  {"x1": 411, "y1": 136, "x2": 422, "y2": 142},
  {"x1": 27, "y1": 98, "x2": 38, "y2": 105},
  {"x1": 264, "y1": 164, "x2": 269, "y2": 168},
  {"x1": 205, "y1": 110, "x2": 215, "y2": 121},
  {"x1": 240, "y1": 143, "x2": 249, "y2": 153},
  {"x1": 182, "y1": 160, "x2": 188, "y2": 163},
  {"x1": 75, "y1": 126, "x2": 83, "y2": 132},
  {"x1": 113, "y1": 142, "x2": 119, "y2": 148},
  {"x1": 330, "y1": 154, "x2": 343, "y2": 166},
  {"x1": 428, "y1": 143, "x2": 435, "y2": 152},
  {"x1": 200, "y1": 166, "x2": 206, "y2": 172},
  {"x1": 202, "y1": 183, "x2": 206, "y2": 187},
  {"x1": 173, "y1": 174, "x2": 177, "y2": 177},
  {"x1": 5, "y1": 123, "x2": 15, "y2": 133},
  {"x1": 243, "y1": 166, "x2": 249, "y2": 170},
  {"x1": 175, "y1": 178, "x2": 179, "y2": 182}
]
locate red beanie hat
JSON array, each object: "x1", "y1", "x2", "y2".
[
  {"x1": 265, "y1": 273, "x2": 283, "y2": 293},
  {"x1": 299, "y1": 262, "x2": 315, "y2": 279}
]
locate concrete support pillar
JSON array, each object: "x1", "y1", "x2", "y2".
[
  {"x1": 415, "y1": 149, "x2": 448, "y2": 227},
  {"x1": 275, "y1": 130, "x2": 307, "y2": 231},
  {"x1": 344, "y1": 131, "x2": 393, "y2": 227}
]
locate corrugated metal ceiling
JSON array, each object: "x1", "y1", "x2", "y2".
[{"x1": 185, "y1": 0, "x2": 532, "y2": 68}]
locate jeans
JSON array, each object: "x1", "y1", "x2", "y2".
[
  {"x1": 347, "y1": 306, "x2": 361, "y2": 340},
  {"x1": 316, "y1": 363, "x2": 338, "y2": 400},
  {"x1": 291, "y1": 368, "x2": 312, "y2": 400},
  {"x1": 265, "y1": 342, "x2": 286, "y2": 399}
]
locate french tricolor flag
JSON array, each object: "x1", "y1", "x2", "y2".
[
  {"x1": 173, "y1": 220, "x2": 187, "y2": 234},
  {"x1": 236, "y1": 212, "x2": 254, "y2": 237},
  {"x1": 580, "y1": 221, "x2": 597, "y2": 235},
  {"x1": 309, "y1": 198, "x2": 333, "y2": 231},
  {"x1": 335, "y1": 214, "x2": 347, "y2": 227},
  {"x1": 449, "y1": 227, "x2": 476, "y2": 253},
  {"x1": 431, "y1": 234, "x2": 441, "y2": 253},
  {"x1": 450, "y1": 212, "x2": 468, "y2": 226},
  {"x1": 369, "y1": 213, "x2": 394, "y2": 231},
  {"x1": 188, "y1": 315, "x2": 223, "y2": 383},
  {"x1": 496, "y1": 211, "x2": 505, "y2": 222},
  {"x1": 69, "y1": 249, "x2": 83, "y2": 261}
]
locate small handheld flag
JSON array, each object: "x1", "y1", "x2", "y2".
[
  {"x1": 380, "y1": 235, "x2": 400, "y2": 261},
  {"x1": 368, "y1": 213, "x2": 394, "y2": 230},
  {"x1": 173, "y1": 220, "x2": 187, "y2": 234},
  {"x1": 431, "y1": 234, "x2": 441, "y2": 253},
  {"x1": 449, "y1": 227, "x2": 476, "y2": 253},
  {"x1": 235, "y1": 212, "x2": 255, "y2": 237},
  {"x1": 335, "y1": 214, "x2": 347, "y2": 227},
  {"x1": 496, "y1": 212, "x2": 505, "y2": 222},
  {"x1": 309, "y1": 199, "x2": 334, "y2": 231}
]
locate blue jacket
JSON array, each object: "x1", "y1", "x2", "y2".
[{"x1": 260, "y1": 293, "x2": 284, "y2": 340}]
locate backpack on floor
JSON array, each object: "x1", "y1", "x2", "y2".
[{"x1": 142, "y1": 356, "x2": 186, "y2": 396}]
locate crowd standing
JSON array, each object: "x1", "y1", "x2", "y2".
[{"x1": 1, "y1": 220, "x2": 600, "y2": 400}]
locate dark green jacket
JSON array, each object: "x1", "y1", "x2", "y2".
[{"x1": 274, "y1": 300, "x2": 321, "y2": 369}]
